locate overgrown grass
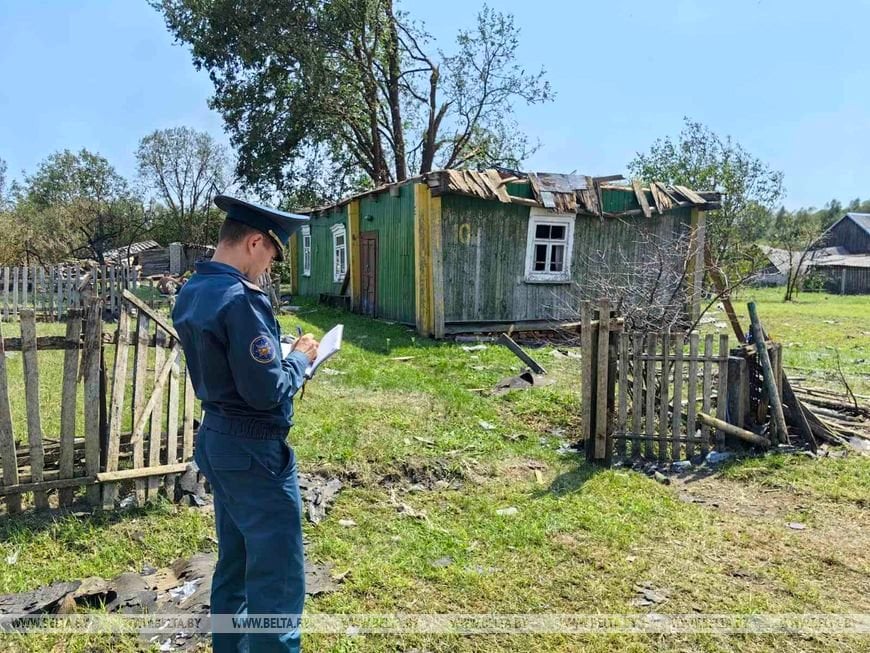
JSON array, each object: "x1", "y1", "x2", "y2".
[{"x1": 0, "y1": 291, "x2": 868, "y2": 652}]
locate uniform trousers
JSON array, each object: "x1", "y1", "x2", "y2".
[{"x1": 194, "y1": 423, "x2": 305, "y2": 653}]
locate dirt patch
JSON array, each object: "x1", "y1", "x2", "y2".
[{"x1": 498, "y1": 457, "x2": 549, "y2": 482}]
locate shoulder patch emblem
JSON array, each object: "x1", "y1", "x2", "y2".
[{"x1": 250, "y1": 335, "x2": 276, "y2": 364}]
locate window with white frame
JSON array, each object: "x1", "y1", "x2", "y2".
[
  {"x1": 301, "y1": 226, "x2": 311, "y2": 277},
  {"x1": 331, "y1": 223, "x2": 347, "y2": 283},
  {"x1": 524, "y1": 209, "x2": 574, "y2": 282}
]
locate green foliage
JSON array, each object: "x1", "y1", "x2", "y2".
[
  {"x1": 136, "y1": 126, "x2": 229, "y2": 244},
  {"x1": 151, "y1": 0, "x2": 552, "y2": 197},
  {"x1": 628, "y1": 118, "x2": 784, "y2": 275},
  {"x1": 9, "y1": 149, "x2": 148, "y2": 265}
]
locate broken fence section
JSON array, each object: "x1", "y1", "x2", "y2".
[
  {"x1": 580, "y1": 299, "x2": 734, "y2": 464},
  {"x1": 0, "y1": 294, "x2": 196, "y2": 515}
]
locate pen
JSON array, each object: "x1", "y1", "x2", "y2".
[{"x1": 289, "y1": 326, "x2": 303, "y2": 353}]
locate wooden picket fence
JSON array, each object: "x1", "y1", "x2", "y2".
[
  {"x1": 581, "y1": 299, "x2": 739, "y2": 463},
  {"x1": 1, "y1": 264, "x2": 139, "y2": 321},
  {"x1": 0, "y1": 293, "x2": 195, "y2": 514}
]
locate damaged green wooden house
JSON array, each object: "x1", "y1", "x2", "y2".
[{"x1": 288, "y1": 169, "x2": 720, "y2": 337}]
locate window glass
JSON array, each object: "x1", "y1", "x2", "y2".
[
  {"x1": 534, "y1": 244, "x2": 547, "y2": 271},
  {"x1": 550, "y1": 245, "x2": 564, "y2": 272}
]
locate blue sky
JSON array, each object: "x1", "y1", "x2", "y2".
[{"x1": 1, "y1": 0, "x2": 868, "y2": 209}]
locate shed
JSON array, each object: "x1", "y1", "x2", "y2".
[
  {"x1": 289, "y1": 169, "x2": 719, "y2": 337},
  {"x1": 815, "y1": 212, "x2": 870, "y2": 254}
]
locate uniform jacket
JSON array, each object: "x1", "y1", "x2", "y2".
[{"x1": 172, "y1": 261, "x2": 309, "y2": 431}]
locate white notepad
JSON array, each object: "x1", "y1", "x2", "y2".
[{"x1": 281, "y1": 324, "x2": 344, "y2": 379}]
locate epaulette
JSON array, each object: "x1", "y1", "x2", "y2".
[{"x1": 240, "y1": 278, "x2": 266, "y2": 294}]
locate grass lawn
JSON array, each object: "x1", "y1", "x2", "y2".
[{"x1": 0, "y1": 290, "x2": 868, "y2": 652}]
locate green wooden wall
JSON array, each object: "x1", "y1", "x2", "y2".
[
  {"x1": 358, "y1": 184, "x2": 416, "y2": 323},
  {"x1": 296, "y1": 205, "x2": 347, "y2": 297},
  {"x1": 439, "y1": 190, "x2": 692, "y2": 324}
]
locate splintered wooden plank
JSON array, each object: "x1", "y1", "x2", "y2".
[
  {"x1": 701, "y1": 334, "x2": 713, "y2": 457},
  {"x1": 83, "y1": 298, "x2": 103, "y2": 506},
  {"x1": 671, "y1": 332, "x2": 684, "y2": 461},
  {"x1": 148, "y1": 331, "x2": 167, "y2": 498},
  {"x1": 103, "y1": 306, "x2": 131, "y2": 510},
  {"x1": 673, "y1": 184, "x2": 706, "y2": 205},
  {"x1": 686, "y1": 332, "x2": 699, "y2": 460},
  {"x1": 631, "y1": 333, "x2": 643, "y2": 458},
  {"x1": 656, "y1": 183, "x2": 678, "y2": 209},
  {"x1": 648, "y1": 183, "x2": 664, "y2": 214},
  {"x1": 594, "y1": 299, "x2": 610, "y2": 461},
  {"x1": 164, "y1": 348, "x2": 181, "y2": 497},
  {"x1": 20, "y1": 310, "x2": 48, "y2": 509},
  {"x1": 131, "y1": 312, "x2": 150, "y2": 504},
  {"x1": 484, "y1": 169, "x2": 512, "y2": 203},
  {"x1": 644, "y1": 333, "x2": 656, "y2": 459},
  {"x1": 58, "y1": 309, "x2": 83, "y2": 507},
  {"x1": 716, "y1": 334, "x2": 730, "y2": 450},
  {"x1": 580, "y1": 301, "x2": 593, "y2": 449},
  {"x1": 631, "y1": 179, "x2": 653, "y2": 218},
  {"x1": 182, "y1": 368, "x2": 195, "y2": 461},
  {"x1": 0, "y1": 320, "x2": 21, "y2": 513},
  {"x1": 658, "y1": 332, "x2": 670, "y2": 462},
  {"x1": 618, "y1": 332, "x2": 629, "y2": 459}
]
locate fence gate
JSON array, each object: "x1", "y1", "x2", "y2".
[
  {"x1": 580, "y1": 299, "x2": 733, "y2": 464},
  {"x1": 0, "y1": 293, "x2": 197, "y2": 515}
]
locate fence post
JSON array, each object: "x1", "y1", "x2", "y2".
[
  {"x1": 103, "y1": 305, "x2": 131, "y2": 509},
  {"x1": 594, "y1": 298, "x2": 610, "y2": 462},
  {"x1": 2, "y1": 266, "x2": 8, "y2": 319},
  {"x1": 0, "y1": 319, "x2": 21, "y2": 513},
  {"x1": 58, "y1": 309, "x2": 83, "y2": 507},
  {"x1": 580, "y1": 301, "x2": 593, "y2": 457},
  {"x1": 686, "y1": 332, "x2": 699, "y2": 460},
  {"x1": 716, "y1": 334, "x2": 730, "y2": 450},
  {"x1": 670, "y1": 332, "x2": 684, "y2": 461},
  {"x1": 165, "y1": 347, "x2": 181, "y2": 497},
  {"x1": 12, "y1": 267, "x2": 19, "y2": 318},
  {"x1": 631, "y1": 333, "x2": 643, "y2": 459},
  {"x1": 148, "y1": 331, "x2": 167, "y2": 498},
  {"x1": 83, "y1": 298, "x2": 103, "y2": 506},
  {"x1": 131, "y1": 311, "x2": 151, "y2": 505},
  {"x1": 657, "y1": 332, "x2": 670, "y2": 463},
  {"x1": 21, "y1": 310, "x2": 49, "y2": 509}
]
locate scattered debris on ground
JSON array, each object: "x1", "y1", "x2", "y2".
[
  {"x1": 0, "y1": 553, "x2": 340, "y2": 651},
  {"x1": 298, "y1": 474, "x2": 344, "y2": 525}
]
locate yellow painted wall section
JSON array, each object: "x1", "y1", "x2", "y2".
[
  {"x1": 413, "y1": 183, "x2": 432, "y2": 336},
  {"x1": 347, "y1": 199, "x2": 361, "y2": 311}
]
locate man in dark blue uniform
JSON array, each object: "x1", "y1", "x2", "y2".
[{"x1": 172, "y1": 195, "x2": 318, "y2": 653}]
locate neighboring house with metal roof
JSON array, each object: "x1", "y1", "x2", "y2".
[{"x1": 288, "y1": 168, "x2": 720, "y2": 337}]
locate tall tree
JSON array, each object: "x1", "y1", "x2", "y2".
[
  {"x1": 152, "y1": 0, "x2": 552, "y2": 194},
  {"x1": 629, "y1": 118, "x2": 784, "y2": 275},
  {"x1": 137, "y1": 126, "x2": 229, "y2": 244},
  {"x1": 20, "y1": 149, "x2": 149, "y2": 264}
]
